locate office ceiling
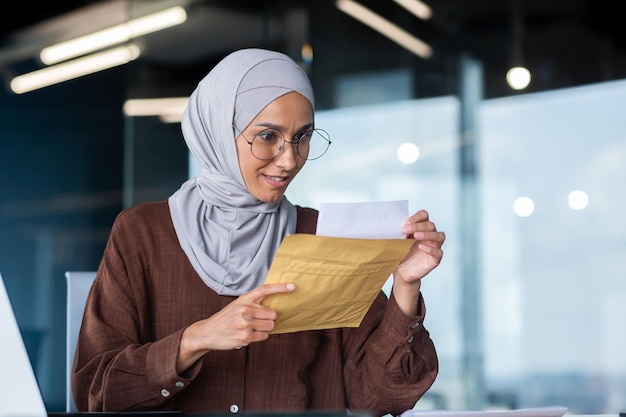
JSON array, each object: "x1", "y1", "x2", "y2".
[{"x1": 1, "y1": 0, "x2": 625, "y2": 99}]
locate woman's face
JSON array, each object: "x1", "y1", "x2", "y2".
[{"x1": 235, "y1": 91, "x2": 313, "y2": 203}]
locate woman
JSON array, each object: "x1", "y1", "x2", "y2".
[{"x1": 72, "y1": 48, "x2": 445, "y2": 417}]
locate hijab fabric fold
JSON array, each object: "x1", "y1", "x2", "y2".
[{"x1": 168, "y1": 48, "x2": 315, "y2": 295}]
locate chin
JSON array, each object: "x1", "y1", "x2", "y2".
[
  {"x1": 256, "y1": 192, "x2": 285, "y2": 203},
  {"x1": 264, "y1": 195, "x2": 284, "y2": 203}
]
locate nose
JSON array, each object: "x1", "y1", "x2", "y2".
[{"x1": 274, "y1": 141, "x2": 299, "y2": 170}]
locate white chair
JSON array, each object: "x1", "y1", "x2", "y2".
[{"x1": 65, "y1": 271, "x2": 97, "y2": 412}]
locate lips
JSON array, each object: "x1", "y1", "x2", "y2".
[
  {"x1": 266, "y1": 175, "x2": 286, "y2": 182},
  {"x1": 264, "y1": 174, "x2": 290, "y2": 188}
]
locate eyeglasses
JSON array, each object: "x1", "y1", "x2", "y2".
[{"x1": 233, "y1": 125, "x2": 331, "y2": 160}]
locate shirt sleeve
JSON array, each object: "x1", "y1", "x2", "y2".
[
  {"x1": 342, "y1": 290, "x2": 439, "y2": 417},
  {"x1": 71, "y1": 207, "x2": 202, "y2": 411}
]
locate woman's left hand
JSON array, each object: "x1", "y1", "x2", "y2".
[
  {"x1": 397, "y1": 209, "x2": 446, "y2": 283},
  {"x1": 392, "y1": 210, "x2": 445, "y2": 315}
]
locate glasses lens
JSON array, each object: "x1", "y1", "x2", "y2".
[
  {"x1": 248, "y1": 128, "x2": 331, "y2": 160},
  {"x1": 251, "y1": 129, "x2": 284, "y2": 160},
  {"x1": 301, "y1": 129, "x2": 331, "y2": 160}
]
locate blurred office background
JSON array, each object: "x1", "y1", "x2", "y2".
[{"x1": 1, "y1": 0, "x2": 625, "y2": 413}]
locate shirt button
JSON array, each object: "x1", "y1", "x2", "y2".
[
  {"x1": 175, "y1": 381, "x2": 185, "y2": 388},
  {"x1": 411, "y1": 321, "x2": 420, "y2": 329},
  {"x1": 161, "y1": 389, "x2": 170, "y2": 397},
  {"x1": 230, "y1": 404, "x2": 239, "y2": 413}
]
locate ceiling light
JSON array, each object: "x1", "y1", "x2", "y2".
[
  {"x1": 336, "y1": 0, "x2": 432, "y2": 59},
  {"x1": 40, "y1": 6, "x2": 186, "y2": 65},
  {"x1": 397, "y1": 143, "x2": 420, "y2": 164},
  {"x1": 10, "y1": 45, "x2": 140, "y2": 94},
  {"x1": 158, "y1": 113, "x2": 185, "y2": 124},
  {"x1": 506, "y1": 0, "x2": 530, "y2": 91},
  {"x1": 568, "y1": 190, "x2": 589, "y2": 211},
  {"x1": 392, "y1": 0, "x2": 432, "y2": 20},
  {"x1": 123, "y1": 97, "x2": 189, "y2": 123},
  {"x1": 513, "y1": 196, "x2": 535, "y2": 217},
  {"x1": 506, "y1": 66, "x2": 531, "y2": 90}
]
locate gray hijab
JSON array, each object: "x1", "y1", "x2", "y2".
[{"x1": 168, "y1": 48, "x2": 315, "y2": 295}]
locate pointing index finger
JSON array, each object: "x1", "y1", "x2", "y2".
[{"x1": 247, "y1": 282, "x2": 295, "y2": 304}]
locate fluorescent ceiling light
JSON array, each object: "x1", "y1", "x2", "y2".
[
  {"x1": 158, "y1": 113, "x2": 185, "y2": 124},
  {"x1": 336, "y1": 0, "x2": 432, "y2": 59},
  {"x1": 10, "y1": 45, "x2": 140, "y2": 94},
  {"x1": 123, "y1": 97, "x2": 189, "y2": 123},
  {"x1": 392, "y1": 0, "x2": 432, "y2": 20},
  {"x1": 40, "y1": 6, "x2": 186, "y2": 65}
]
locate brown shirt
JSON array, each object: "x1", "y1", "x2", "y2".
[{"x1": 72, "y1": 200, "x2": 438, "y2": 417}]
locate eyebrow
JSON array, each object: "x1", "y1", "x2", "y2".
[{"x1": 253, "y1": 122, "x2": 314, "y2": 132}]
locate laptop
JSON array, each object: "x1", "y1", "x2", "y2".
[{"x1": 0, "y1": 271, "x2": 47, "y2": 417}]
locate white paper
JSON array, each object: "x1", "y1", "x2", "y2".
[
  {"x1": 399, "y1": 406, "x2": 568, "y2": 417},
  {"x1": 317, "y1": 200, "x2": 409, "y2": 239}
]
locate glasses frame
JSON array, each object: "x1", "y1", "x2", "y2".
[{"x1": 233, "y1": 125, "x2": 331, "y2": 161}]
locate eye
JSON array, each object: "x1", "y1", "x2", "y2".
[
  {"x1": 255, "y1": 129, "x2": 281, "y2": 143},
  {"x1": 294, "y1": 130, "x2": 313, "y2": 143}
]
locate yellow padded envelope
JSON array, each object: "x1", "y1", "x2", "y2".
[{"x1": 262, "y1": 233, "x2": 415, "y2": 334}]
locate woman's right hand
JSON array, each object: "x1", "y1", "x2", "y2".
[{"x1": 176, "y1": 282, "x2": 295, "y2": 373}]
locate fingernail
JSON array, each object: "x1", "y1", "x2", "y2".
[{"x1": 286, "y1": 283, "x2": 295, "y2": 290}]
